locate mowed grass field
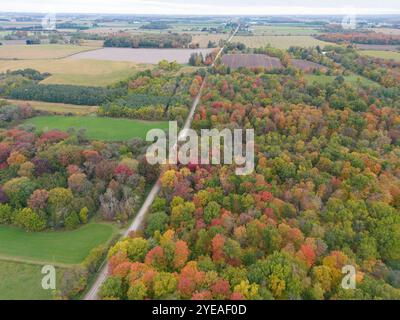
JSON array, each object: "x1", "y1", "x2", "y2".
[
  {"x1": 0, "y1": 59, "x2": 150, "y2": 86},
  {"x1": 0, "y1": 223, "x2": 116, "y2": 265},
  {"x1": 7, "y1": 99, "x2": 98, "y2": 115},
  {"x1": 25, "y1": 116, "x2": 169, "y2": 141},
  {"x1": 304, "y1": 74, "x2": 378, "y2": 86},
  {"x1": 359, "y1": 50, "x2": 400, "y2": 62},
  {"x1": 0, "y1": 260, "x2": 63, "y2": 300},
  {"x1": 0, "y1": 44, "x2": 98, "y2": 60},
  {"x1": 233, "y1": 35, "x2": 331, "y2": 49}
]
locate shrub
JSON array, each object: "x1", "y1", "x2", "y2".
[
  {"x1": 58, "y1": 267, "x2": 88, "y2": 299},
  {"x1": 99, "y1": 276, "x2": 126, "y2": 300},
  {"x1": 83, "y1": 244, "x2": 107, "y2": 274},
  {"x1": 64, "y1": 212, "x2": 80, "y2": 230},
  {"x1": 79, "y1": 207, "x2": 89, "y2": 224},
  {"x1": 14, "y1": 208, "x2": 46, "y2": 231},
  {"x1": 0, "y1": 203, "x2": 13, "y2": 224}
]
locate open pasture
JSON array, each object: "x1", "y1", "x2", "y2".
[
  {"x1": 69, "y1": 47, "x2": 214, "y2": 64},
  {"x1": 0, "y1": 223, "x2": 116, "y2": 265},
  {"x1": 0, "y1": 59, "x2": 149, "y2": 86},
  {"x1": 250, "y1": 25, "x2": 321, "y2": 36},
  {"x1": 359, "y1": 50, "x2": 400, "y2": 62},
  {"x1": 233, "y1": 35, "x2": 331, "y2": 49},
  {"x1": 7, "y1": 99, "x2": 99, "y2": 115},
  {"x1": 0, "y1": 260, "x2": 63, "y2": 300},
  {"x1": 0, "y1": 44, "x2": 97, "y2": 60},
  {"x1": 25, "y1": 115, "x2": 169, "y2": 141}
]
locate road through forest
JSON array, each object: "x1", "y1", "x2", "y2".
[{"x1": 84, "y1": 24, "x2": 240, "y2": 300}]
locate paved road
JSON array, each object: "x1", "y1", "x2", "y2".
[{"x1": 83, "y1": 24, "x2": 239, "y2": 300}]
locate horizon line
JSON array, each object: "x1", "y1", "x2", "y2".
[{"x1": 1, "y1": 10, "x2": 400, "y2": 17}]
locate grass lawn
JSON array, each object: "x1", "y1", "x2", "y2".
[
  {"x1": 0, "y1": 223, "x2": 116, "y2": 265},
  {"x1": 7, "y1": 99, "x2": 99, "y2": 115},
  {"x1": 0, "y1": 44, "x2": 97, "y2": 60},
  {"x1": 359, "y1": 50, "x2": 400, "y2": 62},
  {"x1": 25, "y1": 115, "x2": 169, "y2": 141},
  {"x1": 233, "y1": 35, "x2": 331, "y2": 49},
  {"x1": 304, "y1": 74, "x2": 378, "y2": 87},
  {"x1": 0, "y1": 260, "x2": 63, "y2": 300},
  {"x1": 0, "y1": 59, "x2": 150, "y2": 86}
]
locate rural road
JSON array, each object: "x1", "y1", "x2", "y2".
[{"x1": 83, "y1": 24, "x2": 240, "y2": 300}]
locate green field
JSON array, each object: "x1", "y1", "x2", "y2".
[
  {"x1": 360, "y1": 50, "x2": 400, "y2": 62},
  {"x1": 304, "y1": 74, "x2": 378, "y2": 86},
  {"x1": 0, "y1": 260, "x2": 63, "y2": 300},
  {"x1": 25, "y1": 116, "x2": 169, "y2": 141},
  {"x1": 0, "y1": 223, "x2": 115, "y2": 265},
  {"x1": 233, "y1": 35, "x2": 330, "y2": 49}
]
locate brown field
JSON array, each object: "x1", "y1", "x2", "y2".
[
  {"x1": 233, "y1": 35, "x2": 331, "y2": 49},
  {"x1": 7, "y1": 99, "x2": 98, "y2": 115},
  {"x1": 70, "y1": 47, "x2": 214, "y2": 64},
  {"x1": 0, "y1": 59, "x2": 149, "y2": 86},
  {"x1": 369, "y1": 28, "x2": 400, "y2": 35},
  {"x1": 0, "y1": 44, "x2": 98, "y2": 60},
  {"x1": 83, "y1": 27, "x2": 136, "y2": 34},
  {"x1": 190, "y1": 34, "x2": 228, "y2": 48},
  {"x1": 355, "y1": 44, "x2": 399, "y2": 51},
  {"x1": 291, "y1": 59, "x2": 328, "y2": 72},
  {"x1": 222, "y1": 54, "x2": 283, "y2": 70}
]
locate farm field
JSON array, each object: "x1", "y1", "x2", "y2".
[
  {"x1": 0, "y1": 223, "x2": 116, "y2": 265},
  {"x1": 0, "y1": 44, "x2": 98, "y2": 60},
  {"x1": 304, "y1": 74, "x2": 378, "y2": 86},
  {"x1": 359, "y1": 50, "x2": 400, "y2": 62},
  {"x1": 222, "y1": 53, "x2": 283, "y2": 69},
  {"x1": 25, "y1": 116, "x2": 169, "y2": 141},
  {"x1": 355, "y1": 44, "x2": 399, "y2": 51},
  {"x1": 7, "y1": 99, "x2": 99, "y2": 115},
  {"x1": 0, "y1": 59, "x2": 149, "y2": 86},
  {"x1": 190, "y1": 34, "x2": 227, "y2": 47},
  {"x1": 291, "y1": 59, "x2": 327, "y2": 72},
  {"x1": 250, "y1": 25, "x2": 321, "y2": 35},
  {"x1": 70, "y1": 47, "x2": 214, "y2": 63},
  {"x1": 233, "y1": 35, "x2": 331, "y2": 49},
  {"x1": 369, "y1": 27, "x2": 400, "y2": 35},
  {"x1": 0, "y1": 260, "x2": 63, "y2": 300}
]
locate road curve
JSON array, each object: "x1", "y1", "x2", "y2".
[{"x1": 83, "y1": 24, "x2": 240, "y2": 300}]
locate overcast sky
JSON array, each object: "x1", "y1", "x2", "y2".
[{"x1": 1, "y1": 0, "x2": 399, "y2": 15}]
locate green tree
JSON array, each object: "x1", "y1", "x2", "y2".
[
  {"x1": 153, "y1": 272, "x2": 177, "y2": 299},
  {"x1": 99, "y1": 276, "x2": 126, "y2": 300},
  {"x1": 0, "y1": 204, "x2": 14, "y2": 224},
  {"x1": 14, "y1": 208, "x2": 46, "y2": 231},
  {"x1": 3, "y1": 177, "x2": 36, "y2": 208},
  {"x1": 127, "y1": 281, "x2": 147, "y2": 300},
  {"x1": 146, "y1": 211, "x2": 169, "y2": 237},
  {"x1": 204, "y1": 201, "x2": 221, "y2": 224}
]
